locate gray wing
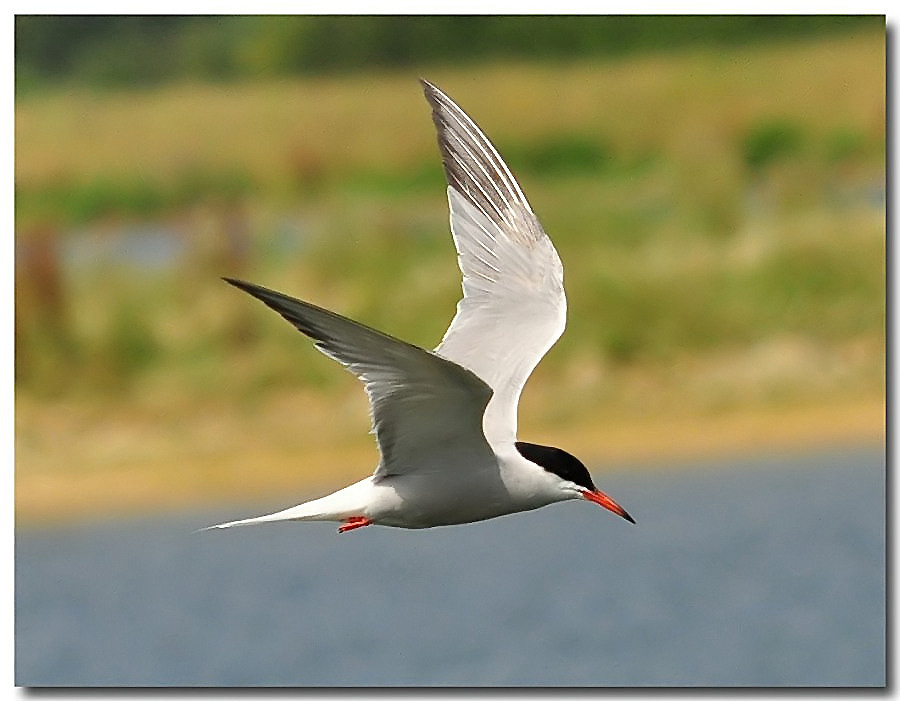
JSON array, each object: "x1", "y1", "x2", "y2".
[
  {"x1": 224, "y1": 278, "x2": 494, "y2": 478},
  {"x1": 421, "y1": 80, "x2": 566, "y2": 449}
]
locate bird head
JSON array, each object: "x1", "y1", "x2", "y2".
[{"x1": 515, "y1": 441, "x2": 635, "y2": 523}]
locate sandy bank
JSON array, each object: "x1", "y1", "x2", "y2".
[{"x1": 15, "y1": 394, "x2": 883, "y2": 528}]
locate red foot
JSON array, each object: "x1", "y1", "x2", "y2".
[{"x1": 338, "y1": 516, "x2": 372, "y2": 533}]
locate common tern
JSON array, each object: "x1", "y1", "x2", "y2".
[{"x1": 208, "y1": 79, "x2": 634, "y2": 533}]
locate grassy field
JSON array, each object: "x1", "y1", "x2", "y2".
[{"x1": 15, "y1": 30, "x2": 885, "y2": 525}]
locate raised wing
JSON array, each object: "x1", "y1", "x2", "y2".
[
  {"x1": 223, "y1": 278, "x2": 494, "y2": 479},
  {"x1": 421, "y1": 80, "x2": 566, "y2": 449}
]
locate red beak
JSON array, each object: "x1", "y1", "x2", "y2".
[{"x1": 582, "y1": 490, "x2": 635, "y2": 524}]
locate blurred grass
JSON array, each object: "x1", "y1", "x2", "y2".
[{"x1": 15, "y1": 29, "x2": 885, "y2": 523}]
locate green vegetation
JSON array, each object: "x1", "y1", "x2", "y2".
[
  {"x1": 15, "y1": 15, "x2": 882, "y2": 93},
  {"x1": 742, "y1": 119, "x2": 806, "y2": 172},
  {"x1": 15, "y1": 30, "x2": 884, "y2": 399},
  {"x1": 14, "y1": 29, "x2": 885, "y2": 521}
]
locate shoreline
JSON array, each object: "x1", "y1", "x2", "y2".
[{"x1": 15, "y1": 394, "x2": 883, "y2": 529}]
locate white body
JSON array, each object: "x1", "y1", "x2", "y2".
[
  {"x1": 207, "y1": 80, "x2": 613, "y2": 533},
  {"x1": 213, "y1": 447, "x2": 577, "y2": 530}
]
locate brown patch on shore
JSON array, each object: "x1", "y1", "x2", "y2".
[{"x1": 15, "y1": 393, "x2": 882, "y2": 528}]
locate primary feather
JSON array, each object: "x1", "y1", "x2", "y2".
[
  {"x1": 421, "y1": 79, "x2": 567, "y2": 449},
  {"x1": 222, "y1": 278, "x2": 494, "y2": 479}
]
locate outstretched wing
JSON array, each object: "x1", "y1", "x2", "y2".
[
  {"x1": 422, "y1": 80, "x2": 566, "y2": 449},
  {"x1": 224, "y1": 278, "x2": 494, "y2": 479}
]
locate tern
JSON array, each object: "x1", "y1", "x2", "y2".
[{"x1": 208, "y1": 80, "x2": 634, "y2": 533}]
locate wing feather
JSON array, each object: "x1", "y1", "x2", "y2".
[
  {"x1": 224, "y1": 278, "x2": 494, "y2": 478},
  {"x1": 421, "y1": 80, "x2": 566, "y2": 448}
]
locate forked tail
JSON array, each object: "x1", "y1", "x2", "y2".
[
  {"x1": 200, "y1": 479, "x2": 374, "y2": 531},
  {"x1": 201, "y1": 502, "x2": 328, "y2": 531}
]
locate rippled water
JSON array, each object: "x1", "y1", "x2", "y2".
[{"x1": 16, "y1": 445, "x2": 884, "y2": 687}]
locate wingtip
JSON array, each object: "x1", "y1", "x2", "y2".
[
  {"x1": 222, "y1": 276, "x2": 252, "y2": 293},
  {"x1": 420, "y1": 78, "x2": 451, "y2": 114},
  {"x1": 420, "y1": 78, "x2": 440, "y2": 110}
]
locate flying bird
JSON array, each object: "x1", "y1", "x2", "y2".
[{"x1": 207, "y1": 80, "x2": 634, "y2": 533}]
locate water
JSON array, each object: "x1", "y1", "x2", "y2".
[
  {"x1": 55, "y1": 215, "x2": 308, "y2": 272},
  {"x1": 60, "y1": 224, "x2": 189, "y2": 271},
  {"x1": 16, "y1": 445, "x2": 884, "y2": 687}
]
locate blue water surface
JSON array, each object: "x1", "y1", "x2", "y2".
[{"x1": 15, "y1": 445, "x2": 885, "y2": 687}]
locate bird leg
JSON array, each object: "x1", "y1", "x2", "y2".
[{"x1": 338, "y1": 516, "x2": 372, "y2": 533}]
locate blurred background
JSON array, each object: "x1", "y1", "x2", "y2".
[{"x1": 15, "y1": 16, "x2": 885, "y2": 686}]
